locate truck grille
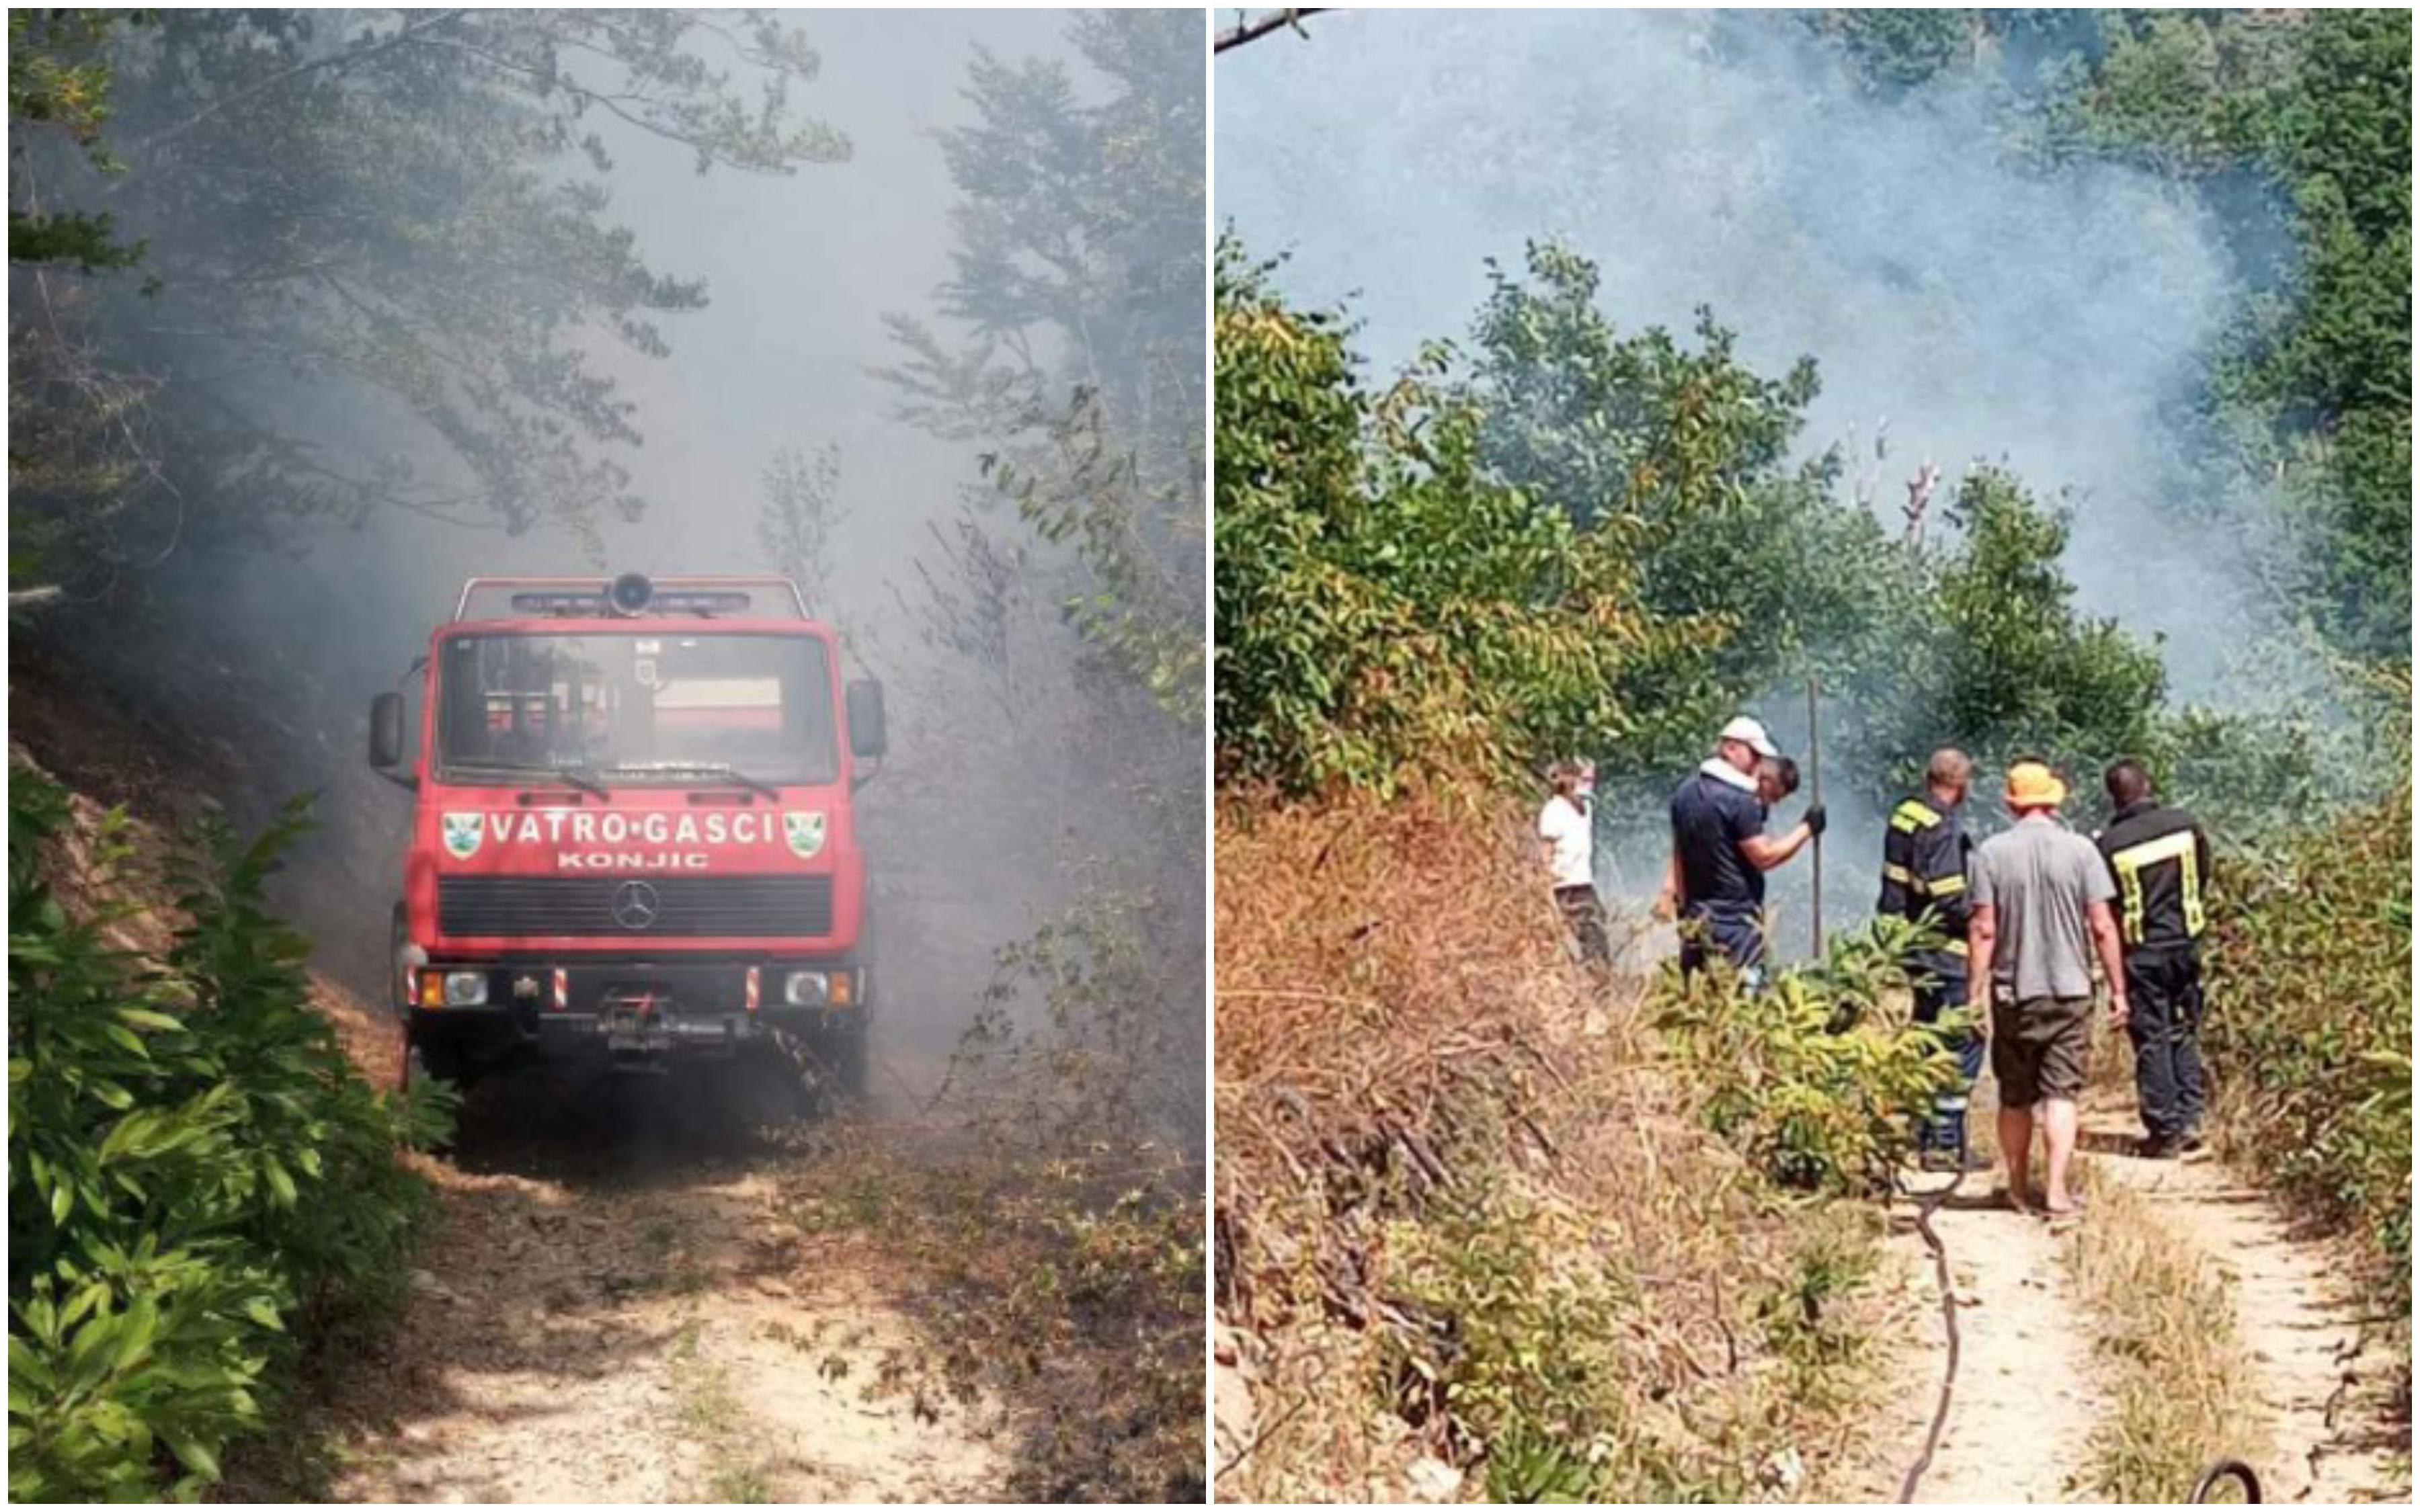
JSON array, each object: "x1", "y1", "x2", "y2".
[{"x1": 438, "y1": 876, "x2": 834, "y2": 939}]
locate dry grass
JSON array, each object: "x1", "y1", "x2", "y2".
[
  {"x1": 2068, "y1": 1165, "x2": 2265, "y2": 1502},
  {"x1": 1214, "y1": 784, "x2": 1893, "y2": 1501},
  {"x1": 774, "y1": 1121, "x2": 1203, "y2": 1503}
]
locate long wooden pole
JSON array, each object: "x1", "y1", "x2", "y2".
[{"x1": 1808, "y1": 671, "x2": 1824, "y2": 959}]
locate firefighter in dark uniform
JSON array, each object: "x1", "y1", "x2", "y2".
[
  {"x1": 2095, "y1": 759, "x2": 2213, "y2": 1158},
  {"x1": 1879, "y1": 747, "x2": 1982, "y2": 1169}
]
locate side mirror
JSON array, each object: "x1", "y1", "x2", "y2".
[
  {"x1": 370, "y1": 692, "x2": 406, "y2": 769},
  {"x1": 846, "y1": 678, "x2": 887, "y2": 760}
]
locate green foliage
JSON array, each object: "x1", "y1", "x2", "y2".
[
  {"x1": 1803, "y1": 9, "x2": 1976, "y2": 98},
  {"x1": 2205, "y1": 720, "x2": 2413, "y2": 1325},
  {"x1": 993, "y1": 391, "x2": 1206, "y2": 727},
  {"x1": 1844, "y1": 7, "x2": 2415, "y2": 668},
  {"x1": 1834, "y1": 467, "x2": 2171, "y2": 808},
  {"x1": 10, "y1": 9, "x2": 848, "y2": 587},
  {"x1": 1379, "y1": 1184, "x2": 1878, "y2": 1503},
  {"x1": 7, "y1": 10, "x2": 147, "y2": 273},
  {"x1": 1217, "y1": 236, "x2": 2325, "y2": 829},
  {"x1": 1757, "y1": 1223, "x2": 1880, "y2": 1411},
  {"x1": 949, "y1": 872, "x2": 1200, "y2": 1152},
  {"x1": 1464, "y1": 242, "x2": 1900, "y2": 716},
  {"x1": 1653, "y1": 919, "x2": 1960, "y2": 1193},
  {"x1": 875, "y1": 13, "x2": 1203, "y2": 1206},
  {"x1": 879, "y1": 9, "x2": 1204, "y2": 728},
  {"x1": 2079, "y1": 7, "x2": 2416, "y2": 670},
  {"x1": 1215, "y1": 243, "x2": 1720, "y2": 794},
  {"x1": 7, "y1": 764, "x2": 450, "y2": 1501},
  {"x1": 2157, "y1": 696, "x2": 2366, "y2": 844},
  {"x1": 1381, "y1": 1192, "x2": 1664, "y2": 1503}
]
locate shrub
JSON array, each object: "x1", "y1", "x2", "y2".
[
  {"x1": 7, "y1": 764, "x2": 448, "y2": 1501},
  {"x1": 2205, "y1": 757, "x2": 2412, "y2": 1325},
  {"x1": 1213, "y1": 242, "x2": 1720, "y2": 795},
  {"x1": 1216, "y1": 785, "x2": 1896, "y2": 1501},
  {"x1": 1652, "y1": 919, "x2": 1962, "y2": 1193}
]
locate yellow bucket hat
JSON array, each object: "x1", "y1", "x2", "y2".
[{"x1": 2004, "y1": 760, "x2": 2067, "y2": 810}]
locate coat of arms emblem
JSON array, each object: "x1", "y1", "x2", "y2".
[
  {"x1": 442, "y1": 812, "x2": 485, "y2": 860},
  {"x1": 784, "y1": 811, "x2": 827, "y2": 859}
]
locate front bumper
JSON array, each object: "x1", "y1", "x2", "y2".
[{"x1": 405, "y1": 955, "x2": 868, "y2": 1058}]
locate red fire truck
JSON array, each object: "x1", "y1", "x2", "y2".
[{"x1": 369, "y1": 573, "x2": 882, "y2": 1098}]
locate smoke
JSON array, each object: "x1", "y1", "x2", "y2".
[
  {"x1": 1220, "y1": 9, "x2": 2321, "y2": 953},
  {"x1": 24, "y1": 10, "x2": 1200, "y2": 1094},
  {"x1": 1219, "y1": 9, "x2": 2287, "y2": 702}
]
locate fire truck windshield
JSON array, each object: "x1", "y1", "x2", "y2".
[{"x1": 436, "y1": 632, "x2": 840, "y2": 786}]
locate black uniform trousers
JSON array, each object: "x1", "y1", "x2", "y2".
[{"x1": 2124, "y1": 943, "x2": 2207, "y2": 1142}]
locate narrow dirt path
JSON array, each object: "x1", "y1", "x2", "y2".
[
  {"x1": 231, "y1": 984, "x2": 1016, "y2": 1504},
  {"x1": 1863, "y1": 1091, "x2": 2407, "y2": 1505},
  {"x1": 322, "y1": 1152, "x2": 1007, "y2": 1504},
  {"x1": 2081, "y1": 1103, "x2": 2407, "y2": 1504},
  {"x1": 1882, "y1": 1177, "x2": 2103, "y2": 1504}
]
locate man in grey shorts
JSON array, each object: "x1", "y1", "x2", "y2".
[{"x1": 1967, "y1": 760, "x2": 2130, "y2": 1222}]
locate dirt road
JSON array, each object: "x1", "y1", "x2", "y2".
[
  {"x1": 227, "y1": 984, "x2": 1017, "y2": 1504},
  {"x1": 1863, "y1": 1095, "x2": 2406, "y2": 1505}
]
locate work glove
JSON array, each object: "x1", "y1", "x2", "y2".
[{"x1": 1804, "y1": 803, "x2": 1828, "y2": 837}]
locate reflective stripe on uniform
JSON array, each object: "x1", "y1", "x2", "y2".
[
  {"x1": 2183, "y1": 845, "x2": 2205, "y2": 937},
  {"x1": 2110, "y1": 828, "x2": 2202, "y2": 943},
  {"x1": 1921, "y1": 872, "x2": 1966, "y2": 897},
  {"x1": 1890, "y1": 800, "x2": 1942, "y2": 833},
  {"x1": 1882, "y1": 862, "x2": 1916, "y2": 886}
]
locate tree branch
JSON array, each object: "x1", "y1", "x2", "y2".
[
  {"x1": 136, "y1": 11, "x2": 470, "y2": 153},
  {"x1": 1214, "y1": 8, "x2": 1329, "y2": 56}
]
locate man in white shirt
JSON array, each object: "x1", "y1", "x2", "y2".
[{"x1": 1538, "y1": 759, "x2": 1607, "y2": 965}]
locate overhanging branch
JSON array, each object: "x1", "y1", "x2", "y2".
[{"x1": 1215, "y1": 9, "x2": 1329, "y2": 56}]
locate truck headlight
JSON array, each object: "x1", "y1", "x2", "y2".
[
  {"x1": 442, "y1": 971, "x2": 490, "y2": 1007},
  {"x1": 783, "y1": 970, "x2": 828, "y2": 1007}
]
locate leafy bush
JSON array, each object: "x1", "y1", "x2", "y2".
[
  {"x1": 7, "y1": 764, "x2": 448, "y2": 1501},
  {"x1": 1464, "y1": 240, "x2": 1907, "y2": 721},
  {"x1": 1652, "y1": 919, "x2": 1960, "y2": 1193},
  {"x1": 1214, "y1": 242, "x2": 1720, "y2": 794},
  {"x1": 1383, "y1": 1186, "x2": 1775, "y2": 1504},
  {"x1": 1222, "y1": 233, "x2": 2345, "y2": 831},
  {"x1": 2205, "y1": 743, "x2": 2412, "y2": 1325},
  {"x1": 1847, "y1": 469, "x2": 2167, "y2": 798}
]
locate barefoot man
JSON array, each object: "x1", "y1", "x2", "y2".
[{"x1": 1967, "y1": 760, "x2": 2130, "y2": 1222}]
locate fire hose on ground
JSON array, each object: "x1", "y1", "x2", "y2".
[
  {"x1": 1893, "y1": 1159, "x2": 2264, "y2": 1504},
  {"x1": 1890, "y1": 1130, "x2": 2264, "y2": 1504},
  {"x1": 1894, "y1": 1165, "x2": 1966, "y2": 1503},
  {"x1": 1798, "y1": 671, "x2": 2260, "y2": 1505}
]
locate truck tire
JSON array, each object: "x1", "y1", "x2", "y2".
[
  {"x1": 737, "y1": 1038, "x2": 818, "y2": 1123},
  {"x1": 404, "y1": 1034, "x2": 469, "y2": 1091},
  {"x1": 817, "y1": 1022, "x2": 869, "y2": 1102}
]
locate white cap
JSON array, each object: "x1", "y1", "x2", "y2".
[{"x1": 1720, "y1": 715, "x2": 1781, "y2": 759}]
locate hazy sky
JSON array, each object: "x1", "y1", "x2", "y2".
[{"x1": 283, "y1": 9, "x2": 1078, "y2": 644}]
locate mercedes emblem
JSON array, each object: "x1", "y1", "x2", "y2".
[{"x1": 611, "y1": 880, "x2": 661, "y2": 931}]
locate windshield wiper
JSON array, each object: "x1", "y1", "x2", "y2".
[
  {"x1": 449, "y1": 761, "x2": 611, "y2": 799},
  {"x1": 600, "y1": 761, "x2": 781, "y2": 800}
]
